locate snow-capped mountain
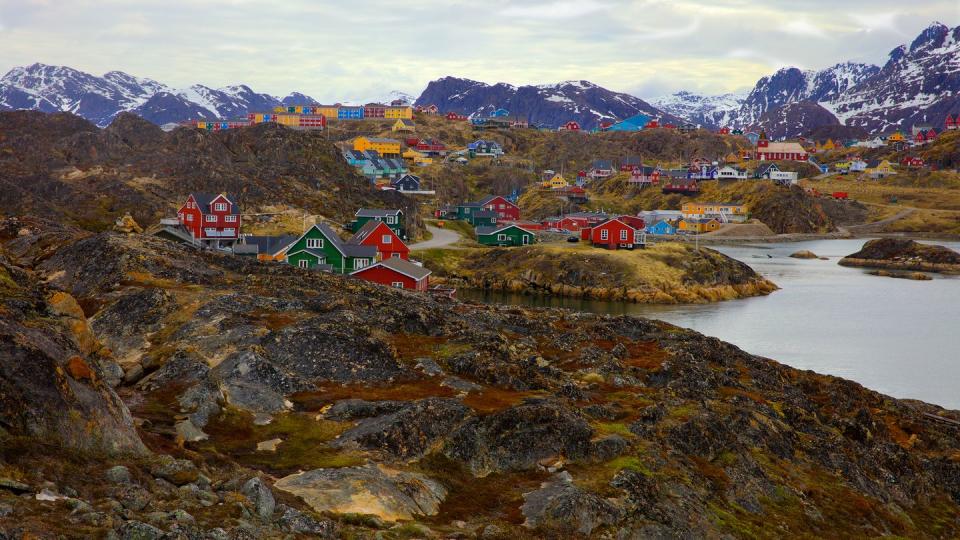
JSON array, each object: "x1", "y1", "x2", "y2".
[
  {"x1": 826, "y1": 22, "x2": 960, "y2": 132},
  {"x1": 0, "y1": 63, "x2": 320, "y2": 127},
  {"x1": 649, "y1": 91, "x2": 744, "y2": 130},
  {"x1": 415, "y1": 77, "x2": 683, "y2": 129}
]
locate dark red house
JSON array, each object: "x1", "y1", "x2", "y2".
[
  {"x1": 946, "y1": 114, "x2": 957, "y2": 130},
  {"x1": 478, "y1": 195, "x2": 520, "y2": 221},
  {"x1": 351, "y1": 257, "x2": 431, "y2": 291},
  {"x1": 617, "y1": 215, "x2": 646, "y2": 231},
  {"x1": 348, "y1": 220, "x2": 410, "y2": 260},
  {"x1": 177, "y1": 193, "x2": 241, "y2": 247},
  {"x1": 415, "y1": 138, "x2": 447, "y2": 154},
  {"x1": 446, "y1": 112, "x2": 467, "y2": 121},
  {"x1": 580, "y1": 218, "x2": 645, "y2": 250},
  {"x1": 561, "y1": 120, "x2": 581, "y2": 131},
  {"x1": 645, "y1": 120, "x2": 660, "y2": 129},
  {"x1": 901, "y1": 156, "x2": 925, "y2": 168},
  {"x1": 718, "y1": 127, "x2": 731, "y2": 135}
]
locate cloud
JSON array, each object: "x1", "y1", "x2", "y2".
[
  {"x1": 848, "y1": 11, "x2": 903, "y2": 34},
  {"x1": 783, "y1": 18, "x2": 827, "y2": 38},
  {"x1": 501, "y1": 0, "x2": 608, "y2": 19}
]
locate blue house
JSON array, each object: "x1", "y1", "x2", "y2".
[
  {"x1": 338, "y1": 106, "x2": 365, "y2": 120},
  {"x1": 608, "y1": 113, "x2": 651, "y2": 132},
  {"x1": 491, "y1": 108, "x2": 510, "y2": 118},
  {"x1": 646, "y1": 220, "x2": 677, "y2": 235}
]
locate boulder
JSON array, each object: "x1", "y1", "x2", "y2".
[
  {"x1": 241, "y1": 477, "x2": 276, "y2": 520},
  {"x1": 789, "y1": 250, "x2": 818, "y2": 259},
  {"x1": 276, "y1": 506, "x2": 339, "y2": 537},
  {"x1": 210, "y1": 350, "x2": 308, "y2": 414},
  {"x1": 118, "y1": 520, "x2": 164, "y2": 540},
  {"x1": 105, "y1": 465, "x2": 132, "y2": 485},
  {"x1": 331, "y1": 397, "x2": 471, "y2": 460},
  {"x1": 444, "y1": 402, "x2": 595, "y2": 476},
  {"x1": 150, "y1": 455, "x2": 199, "y2": 486},
  {"x1": 274, "y1": 464, "x2": 446, "y2": 522},
  {"x1": 521, "y1": 472, "x2": 623, "y2": 535}
]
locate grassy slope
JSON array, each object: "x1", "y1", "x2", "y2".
[{"x1": 419, "y1": 241, "x2": 777, "y2": 303}]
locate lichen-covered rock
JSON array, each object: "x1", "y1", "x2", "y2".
[
  {"x1": 150, "y1": 455, "x2": 199, "y2": 486},
  {"x1": 241, "y1": 477, "x2": 275, "y2": 520},
  {"x1": 444, "y1": 402, "x2": 595, "y2": 476},
  {"x1": 274, "y1": 464, "x2": 446, "y2": 522},
  {"x1": 521, "y1": 472, "x2": 623, "y2": 535},
  {"x1": 276, "y1": 506, "x2": 338, "y2": 537},
  {"x1": 332, "y1": 397, "x2": 471, "y2": 460}
]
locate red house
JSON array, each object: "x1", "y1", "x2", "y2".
[
  {"x1": 644, "y1": 120, "x2": 660, "y2": 129},
  {"x1": 348, "y1": 220, "x2": 409, "y2": 260},
  {"x1": 177, "y1": 193, "x2": 241, "y2": 247},
  {"x1": 617, "y1": 215, "x2": 646, "y2": 231},
  {"x1": 560, "y1": 120, "x2": 581, "y2": 131},
  {"x1": 580, "y1": 218, "x2": 645, "y2": 250},
  {"x1": 351, "y1": 257, "x2": 431, "y2": 291},
  {"x1": 446, "y1": 112, "x2": 467, "y2": 121},
  {"x1": 598, "y1": 120, "x2": 614, "y2": 131},
  {"x1": 718, "y1": 127, "x2": 731, "y2": 135},
  {"x1": 926, "y1": 128, "x2": 938, "y2": 141},
  {"x1": 478, "y1": 195, "x2": 520, "y2": 221},
  {"x1": 946, "y1": 114, "x2": 957, "y2": 131},
  {"x1": 914, "y1": 131, "x2": 927, "y2": 144},
  {"x1": 415, "y1": 138, "x2": 447, "y2": 154},
  {"x1": 901, "y1": 156, "x2": 925, "y2": 168}
]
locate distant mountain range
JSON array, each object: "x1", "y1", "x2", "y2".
[{"x1": 3, "y1": 22, "x2": 959, "y2": 136}]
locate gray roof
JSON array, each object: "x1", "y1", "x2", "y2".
[
  {"x1": 472, "y1": 210, "x2": 497, "y2": 218},
  {"x1": 354, "y1": 257, "x2": 431, "y2": 281},
  {"x1": 592, "y1": 160, "x2": 613, "y2": 169},
  {"x1": 355, "y1": 208, "x2": 403, "y2": 218},
  {"x1": 240, "y1": 235, "x2": 297, "y2": 255},
  {"x1": 475, "y1": 223, "x2": 535, "y2": 236},
  {"x1": 190, "y1": 193, "x2": 240, "y2": 215},
  {"x1": 312, "y1": 223, "x2": 378, "y2": 259},
  {"x1": 348, "y1": 220, "x2": 397, "y2": 245}
]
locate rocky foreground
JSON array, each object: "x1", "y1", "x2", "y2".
[
  {"x1": 1, "y1": 217, "x2": 960, "y2": 538},
  {"x1": 840, "y1": 238, "x2": 960, "y2": 274}
]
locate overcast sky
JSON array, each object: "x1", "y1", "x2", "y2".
[{"x1": 1, "y1": 0, "x2": 958, "y2": 101}]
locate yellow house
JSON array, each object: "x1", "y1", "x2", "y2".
[
  {"x1": 822, "y1": 139, "x2": 836, "y2": 150},
  {"x1": 541, "y1": 174, "x2": 569, "y2": 189},
  {"x1": 724, "y1": 152, "x2": 740, "y2": 163},
  {"x1": 681, "y1": 202, "x2": 747, "y2": 221},
  {"x1": 679, "y1": 218, "x2": 721, "y2": 234},
  {"x1": 273, "y1": 113, "x2": 301, "y2": 127},
  {"x1": 867, "y1": 159, "x2": 896, "y2": 178},
  {"x1": 353, "y1": 136, "x2": 401, "y2": 156},
  {"x1": 315, "y1": 105, "x2": 341, "y2": 120},
  {"x1": 887, "y1": 131, "x2": 906, "y2": 143},
  {"x1": 402, "y1": 148, "x2": 432, "y2": 165},
  {"x1": 384, "y1": 106, "x2": 414, "y2": 119},
  {"x1": 392, "y1": 119, "x2": 415, "y2": 132}
]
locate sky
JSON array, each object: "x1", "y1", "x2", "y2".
[{"x1": 1, "y1": 0, "x2": 959, "y2": 101}]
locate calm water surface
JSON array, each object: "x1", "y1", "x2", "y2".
[{"x1": 460, "y1": 239, "x2": 960, "y2": 410}]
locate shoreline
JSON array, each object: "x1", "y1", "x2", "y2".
[{"x1": 647, "y1": 230, "x2": 960, "y2": 246}]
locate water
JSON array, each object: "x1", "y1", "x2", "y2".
[{"x1": 459, "y1": 239, "x2": 960, "y2": 410}]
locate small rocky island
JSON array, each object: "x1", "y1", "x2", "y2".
[{"x1": 839, "y1": 238, "x2": 960, "y2": 274}]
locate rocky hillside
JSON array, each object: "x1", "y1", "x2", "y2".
[
  {"x1": 1, "y1": 217, "x2": 959, "y2": 538},
  {"x1": 0, "y1": 110, "x2": 420, "y2": 234},
  {"x1": 839, "y1": 238, "x2": 960, "y2": 273},
  {"x1": 0, "y1": 63, "x2": 319, "y2": 126},
  {"x1": 415, "y1": 77, "x2": 685, "y2": 130},
  {"x1": 754, "y1": 101, "x2": 841, "y2": 140}
]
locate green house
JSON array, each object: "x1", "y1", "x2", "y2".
[
  {"x1": 285, "y1": 223, "x2": 377, "y2": 274},
  {"x1": 476, "y1": 224, "x2": 536, "y2": 247},
  {"x1": 468, "y1": 210, "x2": 498, "y2": 227},
  {"x1": 456, "y1": 203, "x2": 482, "y2": 221},
  {"x1": 349, "y1": 209, "x2": 404, "y2": 236}
]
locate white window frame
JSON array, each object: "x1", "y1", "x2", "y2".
[
  {"x1": 382, "y1": 234, "x2": 392, "y2": 244},
  {"x1": 354, "y1": 258, "x2": 369, "y2": 270},
  {"x1": 215, "y1": 203, "x2": 227, "y2": 211},
  {"x1": 298, "y1": 259, "x2": 309, "y2": 269},
  {"x1": 600, "y1": 230, "x2": 609, "y2": 240},
  {"x1": 186, "y1": 214, "x2": 193, "y2": 222},
  {"x1": 522, "y1": 235, "x2": 530, "y2": 245},
  {"x1": 225, "y1": 215, "x2": 237, "y2": 223},
  {"x1": 391, "y1": 281, "x2": 405, "y2": 288},
  {"x1": 205, "y1": 215, "x2": 216, "y2": 222},
  {"x1": 391, "y1": 253, "x2": 401, "y2": 258},
  {"x1": 306, "y1": 238, "x2": 324, "y2": 249},
  {"x1": 386, "y1": 215, "x2": 396, "y2": 224},
  {"x1": 497, "y1": 234, "x2": 507, "y2": 241},
  {"x1": 620, "y1": 230, "x2": 628, "y2": 241}
]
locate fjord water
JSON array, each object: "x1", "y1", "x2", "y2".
[{"x1": 460, "y1": 239, "x2": 960, "y2": 410}]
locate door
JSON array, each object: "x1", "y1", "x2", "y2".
[{"x1": 522, "y1": 235, "x2": 529, "y2": 245}]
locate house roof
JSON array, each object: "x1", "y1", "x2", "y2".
[
  {"x1": 392, "y1": 174, "x2": 421, "y2": 186},
  {"x1": 240, "y1": 235, "x2": 298, "y2": 255},
  {"x1": 472, "y1": 210, "x2": 497, "y2": 218},
  {"x1": 313, "y1": 223, "x2": 377, "y2": 259},
  {"x1": 475, "y1": 224, "x2": 535, "y2": 236},
  {"x1": 355, "y1": 208, "x2": 403, "y2": 218},
  {"x1": 687, "y1": 201, "x2": 743, "y2": 207},
  {"x1": 347, "y1": 220, "x2": 394, "y2": 244},
  {"x1": 760, "y1": 142, "x2": 806, "y2": 154},
  {"x1": 592, "y1": 160, "x2": 613, "y2": 169},
  {"x1": 361, "y1": 137, "x2": 400, "y2": 144},
  {"x1": 189, "y1": 193, "x2": 240, "y2": 214},
  {"x1": 287, "y1": 247, "x2": 328, "y2": 260},
  {"x1": 352, "y1": 257, "x2": 431, "y2": 281},
  {"x1": 755, "y1": 163, "x2": 781, "y2": 175},
  {"x1": 621, "y1": 156, "x2": 642, "y2": 165},
  {"x1": 396, "y1": 119, "x2": 415, "y2": 126}
]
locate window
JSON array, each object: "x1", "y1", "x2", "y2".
[
  {"x1": 391, "y1": 281, "x2": 405, "y2": 288},
  {"x1": 620, "y1": 230, "x2": 628, "y2": 241},
  {"x1": 186, "y1": 214, "x2": 193, "y2": 222},
  {"x1": 386, "y1": 215, "x2": 396, "y2": 224},
  {"x1": 499, "y1": 204, "x2": 505, "y2": 209},
  {"x1": 215, "y1": 203, "x2": 227, "y2": 212},
  {"x1": 522, "y1": 235, "x2": 530, "y2": 245},
  {"x1": 298, "y1": 259, "x2": 309, "y2": 268},
  {"x1": 225, "y1": 215, "x2": 237, "y2": 222},
  {"x1": 382, "y1": 234, "x2": 392, "y2": 244},
  {"x1": 307, "y1": 238, "x2": 324, "y2": 248},
  {"x1": 600, "y1": 230, "x2": 609, "y2": 240},
  {"x1": 497, "y1": 234, "x2": 507, "y2": 241},
  {"x1": 205, "y1": 215, "x2": 216, "y2": 222},
  {"x1": 355, "y1": 259, "x2": 369, "y2": 270},
  {"x1": 391, "y1": 253, "x2": 401, "y2": 258}
]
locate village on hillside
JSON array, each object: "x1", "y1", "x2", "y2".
[{"x1": 147, "y1": 100, "x2": 960, "y2": 296}]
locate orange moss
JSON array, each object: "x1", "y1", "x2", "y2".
[
  {"x1": 289, "y1": 380, "x2": 458, "y2": 411},
  {"x1": 691, "y1": 456, "x2": 731, "y2": 490},
  {"x1": 462, "y1": 387, "x2": 545, "y2": 414},
  {"x1": 718, "y1": 386, "x2": 768, "y2": 405}
]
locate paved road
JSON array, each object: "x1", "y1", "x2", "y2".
[{"x1": 410, "y1": 225, "x2": 462, "y2": 250}]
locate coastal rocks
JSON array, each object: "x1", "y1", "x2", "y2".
[
  {"x1": 150, "y1": 456, "x2": 199, "y2": 486},
  {"x1": 331, "y1": 398, "x2": 471, "y2": 460},
  {"x1": 273, "y1": 464, "x2": 446, "y2": 522},
  {"x1": 868, "y1": 270, "x2": 933, "y2": 280},
  {"x1": 444, "y1": 402, "x2": 596, "y2": 476},
  {"x1": 521, "y1": 472, "x2": 623, "y2": 535},
  {"x1": 839, "y1": 238, "x2": 960, "y2": 273},
  {"x1": 790, "y1": 250, "x2": 819, "y2": 259}
]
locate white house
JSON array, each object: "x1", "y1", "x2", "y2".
[{"x1": 717, "y1": 166, "x2": 748, "y2": 180}]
